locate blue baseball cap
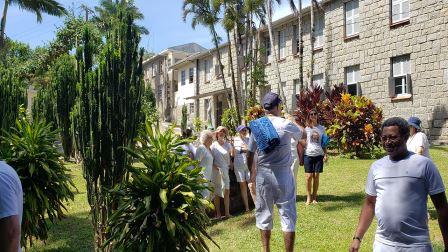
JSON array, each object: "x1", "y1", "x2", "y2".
[
  {"x1": 236, "y1": 125, "x2": 247, "y2": 132},
  {"x1": 262, "y1": 92, "x2": 282, "y2": 109},
  {"x1": 408, "y1": 117, "x2": 421, "y2": 130}
]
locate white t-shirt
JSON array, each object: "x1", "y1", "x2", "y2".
[
  {"x1": 194, "y1": 145, "x2": 214, "y2": 181},
  {"x1": 234, "y1": 136, "x2": 249, "y2": 170},
  {"x1": 406, "y1": 132, "x2": 430, "y2": 158},
  {"x1": 304, "y1": 125, "x2": 326, "y2": 156},
  {"x1": 248, "y1": 116, "x2": 302, "y2": 169},
  {"x1": 365, "y1": 153, "x2": 445, "y2": 247},
  {"x1": 211, "y1": 141, "x2": 232, "y2": 170},
  {"x1": 0, "y1": 161, "x2": 23, "y2": 252}
]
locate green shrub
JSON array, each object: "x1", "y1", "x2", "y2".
[
  {"x1": 326, "y1": 93, "x2": 383, "y2": 158},
  {"x1": 193, "y1": 117, "x2": 203, "y2": 133},
  {"x1": 221, "y1": 107, "x2": 238, "y2": 136},
  {"x1": 105, "y1": 122, "x2": 216, "y2": 251},
  {"x1": 0, "y1": 116, "x2": 75, "y2": 247},
  {"x1": 181, "y1": 104, "x2": 188, "y2": 134}
]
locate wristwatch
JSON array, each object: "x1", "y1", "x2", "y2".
[{"x1": 353, "y1": 236, "x2": 362, "y2": 242}]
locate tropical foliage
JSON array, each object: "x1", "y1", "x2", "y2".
[
  {"x1": 245, "y1": 104, "x2": 265, "y2": 123},
  {"x1": 193, "y1": 117, "x2": 204, "y2": 133},
  {"x1": 105, "y1": 122, "x2": 215, "y2": 251},
  {"x1": 0, "y1": 114, "x2": 74, "y2": 247},
  {"x1": 0, "y1": 67, "x2": 27, "y2": 132},
  {"x1": 221, "y1": 107, "x2": 239, "y2": 136},
  {"x1": 294, "y1": 85, "x2": 324, "y2": 126}
]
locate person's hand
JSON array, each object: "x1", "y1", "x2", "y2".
[
  {"x1": 248, "y1": 181, "x2": 256, "y2": 197},
  {"x1": 349, "y1": 238, "x2": 361, "y2": 252},
  {"x1": 323, "y1": 154, "x2": 328, "y2": 163}
]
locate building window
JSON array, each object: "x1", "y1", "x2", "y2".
[
  {"x1": 189, "y1": 67, "x2": 194, "y2": 83},
  {"x1": 265, "y1": 37, "x2": 271, "y2": 63},
  {"x1": 345, "y1": 65, "x2": 360, "y2": 95},
  {"x1": 312, "y1": 73, "x2": 324, "y2": 88},
  {"x1": 152, "y1": 64, "x2": 156, "y2": 76},
  {"x1": 158, "y1": 61, "x2": 163, "y2": 74},
  {"x1": 293, "y1": 25, "x2": 301, "y2": 55},
  {"x1": 189, "y1": 103, "x2": 195, "y2": 114},
  {"x1": 204, "y1": 99, "x2": 210, "y2": 121},
  {"x1": 181, "y1": 70, "x2": 186, "y2": 86},
  {"x1": 391, "y1": 0, "x2": 410, "y2": 24},
  {"x1": 205, "y1": 60, "x2": 211, "y2": 82},
  {"x1": 278, "y1": 30, "x2": 286, "y2": 59},
  {"x1": 390, "y1": 55, "x2": 411, "y2": 97},
  {"x1": 157, "y1": 84, "x2": 163, "y2": 98},
  {"x1": 281, "y1": 81, "x2": 286, "y2": 87},
  {"x1": 345, "y1": 0, "x2": 359, "y2": 38},
  {"x1": 314, "y1": 15, "x2": 325, "y2": 49}
]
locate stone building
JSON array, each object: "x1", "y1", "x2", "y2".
[{"x1": 147, "y1": 0, "x2": 448, "y2": 143}]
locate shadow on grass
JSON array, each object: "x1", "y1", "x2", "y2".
[
  {"x1": 30, "y1": 211, "x2": 93, "y2": 252},
  {"x1": 428, "y1": 209, "x2": 439, "y2": 220},
  {"x1": 431, "y1": 146, "x2": 448, "y2": 153},
  {"x1": 238, "y1": 215, "x2": 256, "y2": 229},
  {"x1": 296, "y1": 192, "x2": 365, "y2": 211}
]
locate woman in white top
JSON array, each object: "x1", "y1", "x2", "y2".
[
  {"x1": 407, "y1": 117, "x2": 431, "y2": 158},
  {"x1": 233, "y1": 125, "x2": 251, "y2": 212},
  {"x1": 303, "y1": 110, "x2": 327, "y2": 205},
  {"x1": 211, "y1": 126, "x2": 233, "y2": 218},
  {"x1": 194, "y1": 130, "x2": 214, "y2": 199}
]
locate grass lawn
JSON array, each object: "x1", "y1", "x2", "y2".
[{"x1": 30, "y1": 147, "x2": 448, "y2": 251}]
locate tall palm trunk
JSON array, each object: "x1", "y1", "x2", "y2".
[
  {"x1": 309, "y1": 0, "x2": 315, "y2": 88},
  {"x1": 0, "y1": 0, "x2": 10, "y2": 50},
  {"x1": 265, "y1": 0, "x2": 288, "y2": 111},
  {"x1": 233, "y1": 27, "x2": 244, "y2": 118},
  {"x1": 298, "y1": 0, "x2": 304, "y2": 91},
  {"x1": 226, "y1": 29, "x2": 241, "y2": 122}
]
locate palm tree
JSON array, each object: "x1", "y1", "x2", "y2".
[
  {"x1": 287, "y1": 0, "x2": 304, "y2": 91},
  {"x1": 93, "y1": 0, "x2": 149, "y2": 35},
  {"x1": 0, "y1": 0, "x2": 67, "y2": 49},
  {"x1": 264, "y1": 0, "x2": 288, "y2": 111},
  {"x1": 183, "y1": 0, "x2": 233, "y2": 114}
]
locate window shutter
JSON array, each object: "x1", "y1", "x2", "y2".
[
  {"x1": 292, "y1": 26, "x2": 297, "y2": 55},
  {"x1": 388, "y1": 77, "x2": 396, "y2": 97},
  {"x1": 406, "y1": 74, "x2": 412, "y2": 94},
  {"x1": 356, "y1": 83, "x2": 362, "y2": 96},
  {"x1": 214, "y1": 64, "x2": 220, "y2": 76}
]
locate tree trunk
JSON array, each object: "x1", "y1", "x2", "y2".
[
  {"x1": 309, "y1": 0, "x2": 315, "y2": 89},
  {"x1": 226, "y1": 30, "x2": 241, "y2": 122},
  {"x1": 0, "y1": 0, "x2": 10, "y2": 50},
  {"x1": 265, "y1": 0, "x2": 288, "y2": 111},
  {"x1": 298, "y1": 0, "x2": 304, "y2": 91},
  {"x1": 233, "y1": 27, "x2": 244, "y2": 120}
]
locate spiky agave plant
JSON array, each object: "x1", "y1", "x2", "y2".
[
  {"x1": 105, "y1": 121, "x2": 217, "y2": 251},
  {"x1": 0, "y1": 116, "x2": 75, "y2": 247}
]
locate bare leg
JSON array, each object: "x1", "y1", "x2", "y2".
[
  {"x1": 260, "y1": 230, "x2": 271, "y2": 252},
  {"x1": 239, "y1": 182, "x2": 250, "y2": 211},
  {"x1": 312, "y1": 173, "x2": 320, "y2": 204},
  {"x1": 214, "y1": 196, "x2": 221, "y2": 218},
  {"x1": 283, "y1": 232, "x2": 295, "y2": 252},
  {"x1": 224, "y1": 189, "x2": 231, "y2": 217},
  {"x1": 305, "y1": 173, "x2": 313, "y2": 205}
]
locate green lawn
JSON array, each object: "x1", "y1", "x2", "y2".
[{"x1": 30, "y1": 147, "x2": 448, "y2": 251}]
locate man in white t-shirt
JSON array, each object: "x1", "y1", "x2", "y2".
[
  {"x1": 247, "y1": 92, "x2": 305, "y2": 252},
  {"x1": 0, "y1": 161, "x2": 23, "y2": 252},
  {"x1": 350, "y1": 117, "x2": 448, "y2": 252}
]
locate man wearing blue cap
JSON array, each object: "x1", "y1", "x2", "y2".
[
  {"x1": 247, "y1": 92, "x2": 305, "y2": 252},
  {"x1": 407, "y1": 117, "x2": 431, "y2": 158}
]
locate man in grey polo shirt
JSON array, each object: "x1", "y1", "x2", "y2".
[
  {"x1": 0, "y1": 161, "x2": 23, "y2": 252},
  {"x1": 247, "y1": 92, "x2": 305, "y2": 252},
  {"x1": 350, "y1": 117, "x2": 448, "y2": 252}
]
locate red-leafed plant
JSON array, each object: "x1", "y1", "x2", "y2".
[{"x1": 294, "y1": 85, "x2": 324, "y2": 126}]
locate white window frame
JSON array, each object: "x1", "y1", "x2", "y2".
[
  {"x1": 314, "y1": 16, "x2": 325, "y2": 49},
  {"x1": 345, "y1": 0, "x2": 359, "y2": 38},
  {"x1": 312, "y1": 73, "x2": 324, "y2": 88},
  {"x1": 205, "y1": 60, "x2": 211, "y2": 82},
  {"x1": 392, "y1": 55, "x2": 410, "y2": 96},
  {"x1": 181, "y1": 70, "x2": 186, "y2": 86},
  {"x1": 345, "y1": 65, "x2": 360, "y2": 95},
  {"x1": 391, "y1": 0, "x2": 410, "y2": 24},
  {"x1": 189, "y1": 103, "x2": 195, "y2": 114},
  {"x1": 278, "y1": 30, "x2": 286, "y2": 59},
  {"x1": 189, "y1": 67, "x2": 194, "y2": 83},
  {"x1": 265, "y1": 37, "x2": 271, "y2": 63}
]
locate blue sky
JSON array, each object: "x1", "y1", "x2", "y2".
[{"x1": 3, "y1": 0, "x2": 309, "y2": 53}]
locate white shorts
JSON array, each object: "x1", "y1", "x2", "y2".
[
  {"x1": 220, "y1": 167, "x2": 230, "y2": 189},
  {"x1": 211, "y1": 169, "x2": 224, "y2": 198},
  {"x1": 234, "y1": 167, "x2": 250, "y2": 182}
]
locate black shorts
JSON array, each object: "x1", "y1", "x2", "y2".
[{"x1": 304, "y1": 155, "x2": 324, "y2": 173}]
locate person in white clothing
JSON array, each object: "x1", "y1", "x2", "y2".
[
  {"x1": 195, "y1": 130, "x2": 215, "y2": 199},
  {"x1": 406, "y1": 117, "x2": 431, "y2": 158},
  {"x1": 233, "y1": 125, "x2": 251, "y2": 212},
  {"x1": 286, "y1": 114, "x2": 300, "y2": 192},
  {"x1": 211, "y1": 126, "x2": 233, "y2": 219}
]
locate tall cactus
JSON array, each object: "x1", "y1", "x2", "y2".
[
  {"x1": 0, "y1": 66, "x2": 27, "y2": 132},
  {"x1": 71, "y1": 1, "x2": 144, "y2": 249}
]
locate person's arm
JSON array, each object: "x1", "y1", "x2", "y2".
[
  {"x1": 247, "y1": 151, "x2": 256, "y2": 195},
  {"x1": 0, "y1": 216, "x2": 20, "y2": 252},
  {"x1": 430, "y1": 192, "x2": 448, "y2": 251},
  {"x1": 349, "y1": 195, "x2": 376, "y2": 252}
]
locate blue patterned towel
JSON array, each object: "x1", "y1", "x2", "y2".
[{"x1": 249, "y1": 116, "x2": 280, "y2": 154}]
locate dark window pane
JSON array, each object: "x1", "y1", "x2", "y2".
[{"x1": 347, "y1": 84, "x2": 357, "y2": 95}]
